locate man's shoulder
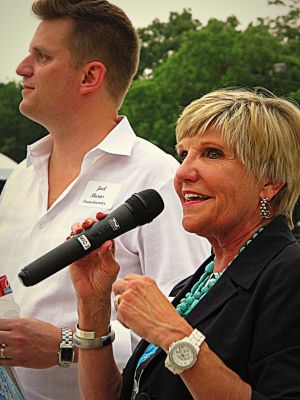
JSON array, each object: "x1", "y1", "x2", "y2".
[
  {"x1": 132, "y1": 136, "x2": 179, "y2": 170},
  {"x1": 2, "y1": 159, "x2": 28, "y2": 185},
  {"x1": 122, "y1": 138, "x2": 179, "y2": 191},
  {"x1": 0, "y1": 159, "x2": 32, "y2": 200}
]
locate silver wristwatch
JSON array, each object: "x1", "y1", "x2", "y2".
[
  {"x1": 165, "y1": 329, "x2": 205, "y2": 374},
  {"x1": 58, "y1": 327, "x2": 75, "y2": 367}
]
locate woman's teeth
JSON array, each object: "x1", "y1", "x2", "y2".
[{"x1": 184, "y1": 193, "x2": 210, "y2": 201}]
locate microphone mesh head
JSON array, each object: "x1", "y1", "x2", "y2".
[{"x1": 125, "y1": 189, "x2": 165, "y2": 225}]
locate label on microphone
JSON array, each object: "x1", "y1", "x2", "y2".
[
  {"x1": 76, "y1": 234, "x2": 92, "y2": 251},
  {"x1": 108, "y1": 217, "x2": 120, "y2": 231}
]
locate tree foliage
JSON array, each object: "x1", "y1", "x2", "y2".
[
  {"x1": 267, "y1": 0, "x2": 299, "y2": 46},
  {"x1": 136, "y1": 8, "x2": 201, "y2": 78},
  {"x1": 0, "y1": 82, "x2": 47, "y2": 162},
  {"x1": 0, "y1": 0, "x2": 299, "y2": 164},
  {"x1": 122, "y1": 8, "x2": 299, "y2": 157}
]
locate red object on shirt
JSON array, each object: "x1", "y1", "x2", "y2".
[{"x1": 0, "y1": 275, "x2": 13, "y2": 297}]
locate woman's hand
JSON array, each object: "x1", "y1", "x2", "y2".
[
  {"x1": 113, "y1": 274, "x2": 192, "y2": 351},
  {"x1": 69, "y1": 214, "x2": 120, "y2": 303}
]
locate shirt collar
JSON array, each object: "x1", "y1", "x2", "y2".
[
  {"x1": 26, "y1": 135, "x2": 53, "y2": 167},
  {"x1": 26, "y1": 116, "x2": 136, "y2": 167},
  {"x1": 95, "y1": 116, "x2": 136, "y2": 156}
]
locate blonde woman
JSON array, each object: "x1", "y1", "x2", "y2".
[{"x1": 70, "y1": 88, "x2": 300, "y2": 400}]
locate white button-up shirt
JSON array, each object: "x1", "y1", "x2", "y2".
[{"x1": 0, "y1": 117, "x2": 210, "y2": 400}]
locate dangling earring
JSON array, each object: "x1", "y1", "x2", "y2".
[{"x1": 260, "y1": 198, "x2": 271, "y2": 219}]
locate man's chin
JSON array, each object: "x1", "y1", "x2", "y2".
[
  {"x1": 19, "y1": 102, "x2": 30, "y2": 117},
  {"x1": 19, "y1": 104, "x2": 39, "y2": 122}
]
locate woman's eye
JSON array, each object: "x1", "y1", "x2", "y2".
[
  {"x1": 204, "y1": 148, "x2": 223, "y2": 159},
  {"x1": 178, "y1": 150, "x2": 188, "y2": 162}
]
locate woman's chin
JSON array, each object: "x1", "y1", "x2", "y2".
[{"x1": 182, "y1": 219, "x2": 201, "y2": 235}]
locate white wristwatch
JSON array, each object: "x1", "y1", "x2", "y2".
[{"x1": 165, "y1": 329, "x2": 205, "y2": 374}]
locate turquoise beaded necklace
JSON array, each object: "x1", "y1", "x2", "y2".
[{"x1": 176, "y1": 226, "x2": 265, "y2": 317}]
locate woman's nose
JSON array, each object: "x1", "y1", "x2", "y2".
[{"x1": 175, "y1": 158, "x2": 199, "y2": 183}]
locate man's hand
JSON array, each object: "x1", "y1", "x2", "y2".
[{"x1": 0, "y1": 317, "x2": 61, "y2": 368}]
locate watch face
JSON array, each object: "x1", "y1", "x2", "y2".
[
  {"x1": 61, "y1": 347, "x2": 74, "y2": 362},
  {"x1": 169, "y1": 342, "x2": 197, "y2": 368}
]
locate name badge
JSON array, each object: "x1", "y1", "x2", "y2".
[{"x1": 79, "y1": 181, "x2": 122, "y2": 210}]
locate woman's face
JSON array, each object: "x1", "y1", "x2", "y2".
[{"x1": 174, "y1": 129, "x2": 263, "y2": 244}]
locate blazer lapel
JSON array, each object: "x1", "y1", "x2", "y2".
[
  {"x1": 185, "y1": 277, "x2": 238, "y2": 325},
  {"x1": 185, "y1": 216, "x2": 296, "y2": 326}
]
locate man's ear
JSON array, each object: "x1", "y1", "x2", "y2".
[
  {"x1": 260, "y1": 179, "x2": 285, "y2": 201},
  {"x1": 80, "y1": 61, "x2": 107, "y2": 95}
]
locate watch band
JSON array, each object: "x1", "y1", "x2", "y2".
[
  {"x1": 188, "y1": 329, "x2": 205, "y2": 348},
  {"x1": 73, "y1": 325, "x2": 115, "y2": 349},
  {"x1": 58, "y1": 327, "x2": 75, "y2": 367},
  {"x1": 75, "y1": 323, "x2": 96, "y2": 339}
]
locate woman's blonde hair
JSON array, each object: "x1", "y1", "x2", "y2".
[{"x1": 176, "y1": 88, "x2": 300, "y2": 228}]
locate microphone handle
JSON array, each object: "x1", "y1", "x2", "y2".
[
  {"x1": 19, "y1": 238, "x2": 91, "y2": 286},
  {"x1": 18, "y1": 204, "x2": 136, "y2": 286}
]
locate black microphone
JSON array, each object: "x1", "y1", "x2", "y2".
[{"x1": 18, "y1": 189, "x2": 164, "y2": 287}]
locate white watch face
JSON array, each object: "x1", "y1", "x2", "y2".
[{"x1": 169, "y1": 342, "x2": 197, "y2": 368}]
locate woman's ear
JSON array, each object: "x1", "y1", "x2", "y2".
[
  {"x1": 260, "y1": 179, "x2": 285, "y2": 201},
  {"x1": 80, "y1": 61, "x2": 107, "y2": 95}
]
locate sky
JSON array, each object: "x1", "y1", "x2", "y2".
[{"x1": 0, "y1": 0, "x2": 287, "y2": 83}]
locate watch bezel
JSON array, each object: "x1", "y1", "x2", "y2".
[
  {"x1": 169, "y1": 341, "x2": 198, "y2": 369},
  {"x1": 165, "y1": 329, "x2": 206, "y2": 375}
]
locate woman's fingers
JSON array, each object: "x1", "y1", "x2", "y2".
[{"x1": 67, "y1": 212, "x2": 107, "y2": 240}]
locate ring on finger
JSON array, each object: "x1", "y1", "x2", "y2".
[
  {"x1": 114, "y1": 294, "x2": 122, "y2": 311},
  {"x1": 0, "y1": 344, "x2": 7, "y2": 359}
]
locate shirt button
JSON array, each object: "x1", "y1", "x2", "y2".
[{"x1": 37, "y1": 221, "x2": 46, "y2": 229}]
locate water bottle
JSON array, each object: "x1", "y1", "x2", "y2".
[
  {"x1": 0, "y1": 275, "x2": 20, "y2": 318},
  {"x1": 0, "y1": 275, "x2": 25, "y2": 399}
]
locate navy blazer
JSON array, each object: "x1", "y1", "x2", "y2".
[{"x1": 122, "y1": 217, "x2": 300, "y2": 400}]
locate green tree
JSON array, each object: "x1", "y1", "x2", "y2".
[
  {"x1": 289, "y1": 88, "x2": 300, "y2": 104},
  {"x1": 136, "y1": 9, "x2": 201, "y2": 79},
  {"x1": 0, "y1": 82, "x2": 46, "y2": 162},
  {"x1": 123, "y1": 15, "x2": 299, "y2": 156},
  {"x1": 267, "y1": 0, "x2": 299, "y2": 45}
]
